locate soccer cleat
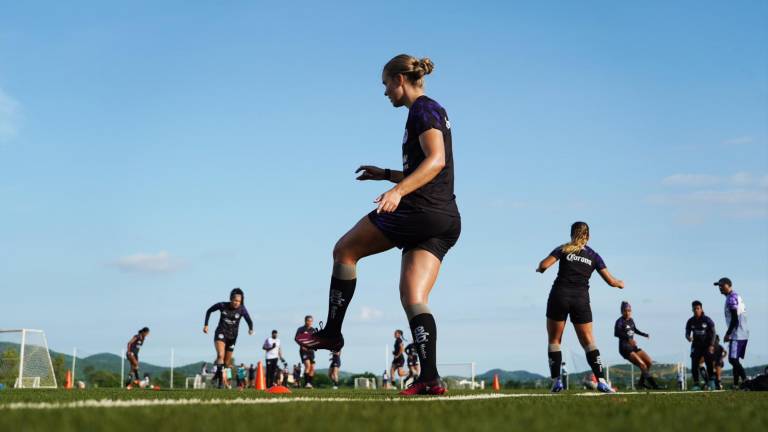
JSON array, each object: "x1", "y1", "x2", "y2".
[
  {"x1": 304, "y1": 383, "x2": 313, "y2": 389},
  {"x1": 596, "y1": 380, "x2": 615, "y2": 394},
  {"x1": 295, "y1": 329, "x2": 344, "y2": 351},
  {"x1": 550, "y1": 377, "x2": 564, "y2": 393},
  {"x1": 647, "y1": 376, "x2": 661, "y2": 390},
  {"x1": 398, "y1": 378, "x2": 446, "y2": 396}
]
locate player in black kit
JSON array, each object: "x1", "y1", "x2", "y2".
[
  {"x1": 389, "y1": 330, "x2": 408, "y2": 388},
  {"x1": 405, "y1": 342, "x2": 420, "y2": 386},
  {"x1": 296, "y1": 315, "x2": 318, "y2": 388},
  {"x1": 706, "y1": 334, "x2": 727, "y2": 390},
  {"x1": 537, "y1": 222, "x2": 625, "y2": 393},
  {"x1": 203, "y1": 288, "x2": 253, "y2": 388},
  {"x1": 296, "y1": 54, "x2": 460, "y2": 396},
  {"x1": 125, "y1": 327, "x2": 150, "y2": 387},
  {"x1": 685, "y1": 300, "x2": 716, "y2": 390},
  {"x1": 614, "y1": 302, "x2": 659, "y2": 389},
  {"x1": 329, "y1": 351, "x2": 341, "y2": 389}
]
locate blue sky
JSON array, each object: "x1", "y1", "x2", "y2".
[{"x1": 1, "y1": 1, "x2": 766, "y2": 375}]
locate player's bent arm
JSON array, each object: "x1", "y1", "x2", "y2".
[
  {"x1": 375, "y1": 129, "x2": 445, "y2": 213},
  {"x1": 597, "y1": 268, "x2": 624, "y2": 289},
  {"x1": 536, "y1": 256, "x2": 558, "y2": 273}
]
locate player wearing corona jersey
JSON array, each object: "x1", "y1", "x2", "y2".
[
  {"x1": 389, "y1": 330, "x2": 408, "y2": 388},
  {"x1": 537, "y1": 222, "x2": 625, "y2": 393},
  {"x1": 296, "y1": 54, "x2": 460, "y2": 396},
  {"x1": 685, "y1": 300, "x2": 716, "y2": 390},
  {"x1": 614, "y1": 302, "x2": 659, "y2": 389},
  {"x1": 716, "y1": 277, "x2": 749, "y2": 388},
  {"x1": 203, "y1": 288, "x2": 254, "y2": 388},
  {"x1": 295, "y1": 315, "x2": 318, "y2": 388},
  {"x1": 329, "y1": 351, "x2": 341, "y2": 389},
  {"x1": 125, "y1": 327, "x2": 149, "y2": 387}
]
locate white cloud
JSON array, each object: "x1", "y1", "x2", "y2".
[
  {"x1": 0, "y1": 87, "x2": 20, "y2": 141},
  {"x1": 729, "y1": 172, "x2": 753, "y2": 187},
  {"x1": 113, "y1": 251, "x2": 184, "y2": 274},
  {"x1": 662, "y1": 174, "x2": 720, "y2": 187},
  {"x1": 358, "y1": 306, "x2": 384, "y2": 322},
  {"x1": 759, "y1": 175, "x2": 768, "y2": 189},
  {"x1": 722, "y1": 136, "x2": 753, "y2": 146}
]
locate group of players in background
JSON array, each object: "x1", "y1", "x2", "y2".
[{"x1": 123, "y1": 53, "x2": 752, "y2": 395}]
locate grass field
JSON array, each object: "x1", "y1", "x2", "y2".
[{"x1": 1, "y1": 388, "x2": 766, "y2": 432}]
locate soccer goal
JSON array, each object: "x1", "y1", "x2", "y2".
[
  {"x1": 0, "y1": 329, "x2": 57, "y2": 388},
  {"x1": 354, "y1": 377, "x2": 377, "y2": 389},
  {"x1": 437, "y1": 362, "x2": 480, "y2": 390}
]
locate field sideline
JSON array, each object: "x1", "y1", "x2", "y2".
[{"x1": 0, "y1": 389, "x2": 766, "y2": 432}]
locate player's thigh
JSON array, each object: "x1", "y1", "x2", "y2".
[
  {"x1": 573, "y1": 322, "x2": 595, "y2": 347},
  {"x1": 628, "y1": 352, "x2": 647, "y2": 369},
  {"x1": 637, "y1": 350, "x2": 653, "y2": 365},
  {"x1": 546, "y1": 318, "x2": 567, "y2": 344},
  {"x1": 334, "y1": 216, "x2": 395, "y2": 263},
  {"x1": 214, "y1": 341, "x2": 226, "y2": 359},
  {"x1": 223, "y1": 351, "x2": 234, "y2": 365},
  {"x1": 399, "y1": 249, "x2": 442, "y2": 306}
]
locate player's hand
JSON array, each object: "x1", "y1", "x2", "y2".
[
  {"x1": 614, "y1": 280, "x2": 625, "y2": 289},
  {"x1": 724, "y1": 334, "x2": 731, "y2": 342},
  {"x1": 203, "y1": 326, "x2": 209, "y2": 334},
  {"x1": 645, "y1": 334, "x2": 650, "y2": 339},
  {"x1": 375, "y1": 188, "x2": 402, "y2": 213},
  {"x1": 686, "y1": 336, "x2": 692, "y2": 342},
  {"x1": 248, "y1": 329, "x2": 254, "y2": 336},
  {"x1": 536, "y1": 267, "x2": 545, "y2": 273},
  {"x1": 356, "y1": 165, "x2": 386, "y2": 181}
]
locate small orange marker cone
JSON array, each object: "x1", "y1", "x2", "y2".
[
  {"x1": 255, "y1": 361, "x2": 266, "y2": 390},
  {"x1": 266, "y1": 385, "x2": 292, "y2": 394},
  {"x1": 492, "y1": 374, "x2": 501, "y2": 391},
  {"x1": 65, "y1": 370, "x2": 73, "y2": 389}
]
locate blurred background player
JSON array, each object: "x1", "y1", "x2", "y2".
[
  {"x1": 236, "y1": 363, "x2": 246, "y2": 389},
  {"x1": 614, "y1": 302, "x2": 659, "y2": 389},
  {"x1": 262, "y1": 329, "x2": 286, "y2": 388},
  {"x1": 292, "y1": 364, "x2": 302, "y2": 388},
  {"x1": 706, "y1": 335, "x2": 727, "y2": 390},
  {"x1": 295, "y1": 315, "x2": 317, "y2": 388},
  {"x1": 389, "y1": 330, "x2": 408, "y2": 389},
  {"x1": 247, "y1": 364, "x2": 255, "y2": 388},
  {"x1": 125, "y1": 327, "x2": 149, "y2": 388},
  {"x1": 203, "y1": 288, "x2": 254, "y2": 389},
  {"x1": 537, "y1": 221, "x2": 625, "y2": 393},
  {"x1": 329, "y1": 351, "x2": 341, "y2": 389},
  {"x1": 405, "y1": 342, "x2": 420, "y2": 386},
  {"x1": 716, "y1": 277, "x2": 749, "y2": 388},
  {"x1": 685, "y1": 300, "x2": 716, "y2": 390},
  {"x1": 295, "y1": 54, "x2": 461, "y2": 397}
]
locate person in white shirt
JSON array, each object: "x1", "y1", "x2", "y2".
[
  {"x1": 263, "y1": 329, "x2": 286, "y2": 387},
  {"x1": 715, "y1": 277, "x2": 749, "y2": 387}
]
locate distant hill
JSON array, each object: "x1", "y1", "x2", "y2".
[{"x1": 477, "y1": 369, "x2": 547, "y2": 383}]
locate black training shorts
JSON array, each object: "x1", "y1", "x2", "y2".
[
  {"x1": 300, "y1": 350, "x2": 316, "y2": 364},
  {"x1": 391, "y1": 355, "x2": 405, "y2": 369},
  {"x1": 368, "y1": 203, "x2": 460, "y2": 262},
  {"x1": 546, "y1": 290, "x2": 592, "y2": 324},
  {"x1": 619, "y1": 342, "x2": 642, "y2": 360},
  {"x1": 215, "y1": 333, "x2": 237, "y2": 352}
]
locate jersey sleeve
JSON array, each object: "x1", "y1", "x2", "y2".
[
  {"x1": 409, "y1": 100, "x2": 444, "y2": 137},
  {"x1": 614, "y1": 318, "x2": 625, "y2": 339},
  {"x1": 726, "y1": 293, "x2": 740, "y2": 309},
  {"x1": 549, "y1": 246, "x2": 564, "y2": 259},
  {"x1": 593, "y1": 251, "x2": 606, "y2": 270},
  {"x1": 204, "y1": 302, "x2": 224, "y2": 326},
  {"x1": 241, "y1": 306, "x2": 254, "y2": 331}
]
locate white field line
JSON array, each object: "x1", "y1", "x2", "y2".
[{"x1": 0, "y1": 391, "x2": 715, "y2": 411}]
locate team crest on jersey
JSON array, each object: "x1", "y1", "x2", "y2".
[
  {"x1": 402, "y1": 128, "x2": 408, "y2": 144},
  {"x1": 218, "y1": 334, "x2": 224, "y2": 339},
  {"x1": 702, "y1": 324, "x2": 707, "y2": 328},
  {"x1": 235, "y1": 313, "x2": 240, "y2": 319}
]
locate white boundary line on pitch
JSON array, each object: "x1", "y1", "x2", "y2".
[{"x1": 0, "y1": 391, "x2": 717, "y2": 411}]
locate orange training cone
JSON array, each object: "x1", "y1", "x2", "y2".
[
  {"x1": 492, "y1": 374, "x2": 500, "y2": 391},
  {"x1": 255, "y1": 361, "x2": 266, "y2": 390},
  {"x1": 65, "y1": 370, "x2": 72, "y2": 389},
  {"x1": 266, "y1": 385, "x2": 292, "y2": 394}
]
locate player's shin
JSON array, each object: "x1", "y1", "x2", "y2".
[
  {"x1": 325, "y1": 263, "x2": 357, "y2": 334},
  {"x1": 406, "y1": 304, "x2": 438, "y2": 382}
]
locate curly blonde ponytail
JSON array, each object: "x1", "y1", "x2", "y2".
[{"x1": 561, "y1": 221, "x2": 590, "y2": 254}]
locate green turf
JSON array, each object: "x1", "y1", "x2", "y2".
[{"x1": 1, "y1": 388, "x2": 766, "y2": 432}]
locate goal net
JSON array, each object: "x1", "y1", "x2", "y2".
[{"x1": 0, "y1": 329, "x2": 57, "y2": 388}]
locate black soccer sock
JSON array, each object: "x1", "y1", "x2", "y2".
[
  {"x1": 729, "y1": 358, "x2": 746, "y2": 385},
  {"x1": 215, "y1": 363, "x2": 223, "y2": 385},
  {"x1": 585, "y1": 349, "x2": 604, "y2": 379},
  {"x1": 641, "y1": 369, "x2": 650, "y2": 379},
  {"x1": 133, "y1": 370, "x2": 140, "y2": 380},
  {"x1": 409, "y1": 313, "x2": 438, "y2": 382},
  {"x1": 325, "y1": 275, "x2": 356, "y2": 334},
  {"x1": 691, "y1": 359, "x2": 700, "y2": 383},
  {"x1": 548, "y1": 349, "x2": 562, "y2": 379},
  {"x1": 705, "y1": 361, "x2": 714, "y2": 381}
]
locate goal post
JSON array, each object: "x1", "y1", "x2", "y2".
[
  {"x1": 437, "y1": 362, "x2": 479, "y2": 390},
  {"x1": 0, "y1": 329, "x2": 57, "y2": 388}
]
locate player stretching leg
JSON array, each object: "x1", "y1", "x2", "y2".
[
  {"x1": 615, "y1": 302, "x2": 659, "y2": 390},
  {"x1": 125, "y1": 327, "x2": 149, "y2": 388},
  {"x1": 706, "y1": 335, "x2": 727, "y2": 390},
  {"x1": 296, "y1": 315, "x2": 318, "y2": 388},
  {"x1": 685, "y1": 300, "x2": 716, "y2": 390},
  {"x1": 389, "y1": 330, "x2": 408, "y2": 389},
  {"x1": 716, "y1": 277, "x2": 749, "y2": 389},
  {"x1": 296, "y1": 54, "x2": 461, "y2": 396},
  {"x1": 537, "y1": 222, "x2": 624, "y2": 394},
  {"x1": 329, "y1": 351, "x2": 341, "y2": 389},
  {"x1": 203, "y1": 288, "x2": 254, "y2": 389}
]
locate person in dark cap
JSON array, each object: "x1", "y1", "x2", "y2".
[
  {"x1": 715, "y1": 277, "x2": 749, "y2": 388},
  {"x1": 614, "y1": 302, "x2": 659, "y2": 389}
]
